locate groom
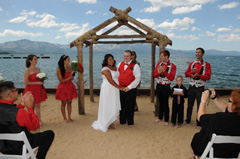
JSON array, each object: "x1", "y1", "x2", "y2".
[{"x1": 117, "y1": 50, "x2": 141, "y2": 128}]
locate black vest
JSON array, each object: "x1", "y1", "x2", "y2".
[{"x1": 0, "y1": 103, "x2": 29, "y2": 151}]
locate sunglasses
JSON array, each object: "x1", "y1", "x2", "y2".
[{"x1": 228, "y1": 99, "x2": 232, "y2": 103}]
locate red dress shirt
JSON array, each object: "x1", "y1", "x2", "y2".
[
  {"x1": 185, "y1": 60, "x2": 211, "y2": 81},
  {"x1": 0, "y1": 100, "x2": 39, "y2": 131},
  {"x1": 153, "y1": 61, "x2": 176, "y2": 84}
]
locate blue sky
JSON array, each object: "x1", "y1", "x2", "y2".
[{"x1": 0, "y1": 0, "x2": 239, "y2": 51}]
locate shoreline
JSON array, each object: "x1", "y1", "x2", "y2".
[{"x1": 17, "y1": 87, "x2": 239, "y2": 96}]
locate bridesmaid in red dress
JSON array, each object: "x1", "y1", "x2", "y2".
[
  {"x1": 56, "y1": 55, "x2": 77, "y2": 123},
  {"x1": 23, "y1": 54, "x2": 47, "y2": 126}
]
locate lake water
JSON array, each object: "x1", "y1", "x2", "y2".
[{"x1": 0, "y1": 52, "x2": 240, "y2": 89}]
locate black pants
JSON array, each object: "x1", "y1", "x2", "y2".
[
  {"x1": 171, "y1": 101, "x2": 184, "y2": 125},
  {"x1": 156, "y1": 84, "x2": 170, "y2": 122},
  {"x1": 186, "y1": 86, "x2": 204, "y2": 126},
  {"x1": 3, "y1": 130, "x2": 55, "y2": 159},
  {"x1": 120, "y1": 88, "x2": 137, "y2": 125}
]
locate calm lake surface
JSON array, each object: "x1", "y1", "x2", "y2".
[{"x1": 0, "y1": 52, "x2": 239, "y2": 89}]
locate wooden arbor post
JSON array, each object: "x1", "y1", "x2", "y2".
[
  {"x1": 89, "y1": 44, "x2": 94, "y2": 102},
  {"x1": 77, "y1": 44, "x2": 85, "y2": 115},
  {"x1": 151, "y1": 43, "x2": 156, "y2": 103}
]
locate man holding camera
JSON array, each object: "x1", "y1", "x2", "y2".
[{"x1": 184, "y1": 48, "x2": 211, "y2": 128}]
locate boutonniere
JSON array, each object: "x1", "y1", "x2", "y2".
[{"x1": 130, "y1": 66, "x2": 134, "y2": 70}]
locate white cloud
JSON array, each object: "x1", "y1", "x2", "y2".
[
  {"x1": 215, "y1": 34, "x2": 240, "y2": 41},
  {"x1": 0, "y1": 7, "x2": 3, "y2": 12},
  {"x1": 172, "y1": 4, "x2": 202, "y2": 14},
  {"x1": 166, "y1": 31, "x2": 199, "y2": 40},
  {"x1": 211, "y1": 24, "x2": 215, "y2": 27},
  {"x1": 142, "y1": 6, "x2": 160, "y2": 13},
  {"x1": 205, "y1": 31, "x2": 215, "y2": 36},
  {"x1": 59, "y1": 23, "x2": 80, "y2": 32},
  {"x1": 192, "y1": 27, "x2": 200, "y2": 31},
  {"x1": 21, "y1": 10, "x2": 37, "y2": 16},
  {"x1": 65, "y1": 23, "x2": 90, "y2": 39},
  {"x1": 27, "y1": 13, "x2": 59, "y2": 28},
  {"x1": 158, "y1": 17, "x2": 195, "y2": 30},
  {"x1": 238, "y1": 16, "x2": 240, "y2": 19},
  {"x1": 218, "y1": 2, "x2": 239, "y2": 10},
  {"x1": 75, "y1": 0, "x2": 96, "y2": 4},
  {"x1": 0, "y1": 29, "x2": 42, "y2": 37},
  {"x1": 234, "y1": 28, "x2": 240, "y2": 32},
  {"x1": 9, "y1": 10, "x2": 36, "y2": 23},
  {"x1": 143, "y1": 0, "x2": 214, "y2": 12},
  {"x1": 216, "y1": 27, "x2": 232, "y2": 32},
  {"x1": 55, "y1": 36, "x2": 62, "y2": 39},
  {"x1": 85, "y1": 10, "x2": 95, "y2": 15},
  {"x1": 136, "y1": 18, "x2": 156, "y2": 29},
  {"x1": 9, "y1": 16, "x2": 27, "y2": 23}
]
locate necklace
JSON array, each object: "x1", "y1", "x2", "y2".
[{"x1": 29, "y1": 67, "x2": 37, "y2": 73}]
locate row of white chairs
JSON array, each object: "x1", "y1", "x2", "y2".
[{"x1": 0, "y1": 132, "x2": 239, "y2": 159}]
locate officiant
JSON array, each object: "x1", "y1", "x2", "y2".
[{"x1": 117, "y1": 50, "x2": 141, "y2": 128}]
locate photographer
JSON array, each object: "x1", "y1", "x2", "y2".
[{"x1": 191, "y1": 89, "x2": 240, "y2": 159}]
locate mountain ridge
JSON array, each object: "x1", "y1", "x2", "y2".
[{"x1": 0, "y1": 39, "x2": 239, "y2": 56}]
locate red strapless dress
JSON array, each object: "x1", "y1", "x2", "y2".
[
  {"x1": 56, "y1": 72, "x2": 77, "y2": 100},
  {"x1": 23, "y1": 73, "x2": 47, "y2": 103}
]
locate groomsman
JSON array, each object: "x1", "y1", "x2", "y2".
[
  {"x1": 153, "y1": 50, "x2": 176, "y2": 126},
  {"x1": 184, "y1": 47, "x2": 211, "y2": 128},
  {"x1": 117, "y1": 50, "x2": 141, "y2": 128}
]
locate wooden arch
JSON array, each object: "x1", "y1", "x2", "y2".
[{"x1": 70, "y1": 6, "x2": 172, "y2": 115}]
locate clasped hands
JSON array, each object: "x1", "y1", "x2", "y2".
[
  {"x1": 191, "y1": 68, "x2": 198, "y2": 78},
  {"x1": 158, "y1": 66, "x2": 165, "y2": 74},
  {"x1": 21, "y1": 91, "x2": 34, "y2": 109},
  {"x1": 120, "y1": 87, "x2": 130, "y2": 92}
]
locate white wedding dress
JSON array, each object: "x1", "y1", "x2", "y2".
[{"x1": 92, "y1": 67, "x2": 121, "y2": 132}]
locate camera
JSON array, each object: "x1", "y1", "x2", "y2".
[
  {"x1": 72, "y1": 72, "x2": 76, "y2": 76},
  {"x1": 208, "y1": 89, "x2": 212, "y2": 96}
]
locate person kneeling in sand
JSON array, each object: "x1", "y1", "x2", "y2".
[
  {"x1": 0, "y1": 81, "x2": 54, "y2": 159},
  {"x1": 191, "y1": 89, "x2": 240, "y2": 159}
]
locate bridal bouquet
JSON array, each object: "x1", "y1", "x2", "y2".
[
  {"x1": 36, "y1": 73, "x2": 48, "y2": 82},
  {"x1": 0, "y1": 73, "x2": 4, "y2": 83},
  {"x1": 36, "y1": 73, "x2": 47, "y2": 89},
  {"x1": 70, "y1": 61, "x2": 84, "y2": 73}
]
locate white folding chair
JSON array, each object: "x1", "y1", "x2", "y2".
[
  {"x1": 0, "y1": 131, "x2": 37, "y2": 159},
  {"x1": 200, "y1": 133, "x2": 240, "y2": 159}
]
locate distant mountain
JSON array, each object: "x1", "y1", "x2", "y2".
[
  {"x1": 0, "y1": 39, "x2": 77, "y2": 54},
  {"x1": 0, "y1": 39, "x2": 240, "y2": 56}
]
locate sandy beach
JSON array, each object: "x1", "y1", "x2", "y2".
[{"x1": 17, "y1": 93, "x2": 229, "y2": 159}]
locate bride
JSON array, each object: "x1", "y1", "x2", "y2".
[{"x1": 92, "y1": 54, "x2": 124, "y2": 132}]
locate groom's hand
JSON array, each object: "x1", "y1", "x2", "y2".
[{"x1": 124, "y1": 87, "x2": 130, "y2": 92}]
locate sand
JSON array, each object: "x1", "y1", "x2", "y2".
[{"x1": 17, "y1": 94, "x2": 229, "y2": 159}]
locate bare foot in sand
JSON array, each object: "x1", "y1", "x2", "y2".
[
  {"x1": 108, "y1": 124, "x2": 115, "y2": 130},
  {"x1": 69, "y1": 118, "x2": 74, "y2": 122},
  {"x1": 64, "y1": 119, "x2": 69, "y2": 123}
]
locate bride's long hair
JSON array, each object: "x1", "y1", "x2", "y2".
[{"x1": 102, "y1": 54, "x2": 116, "y2": 68}]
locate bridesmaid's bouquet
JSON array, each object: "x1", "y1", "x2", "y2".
[
  {"x1": 70, "y1": 61, "x2": 84, "y2": 73},
  {"x1": 36, "y1": 73, "x2": 48, "y2": 88},
  {"x1": 0, "y1": 73, "x2": 4, "y2": 83}
]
